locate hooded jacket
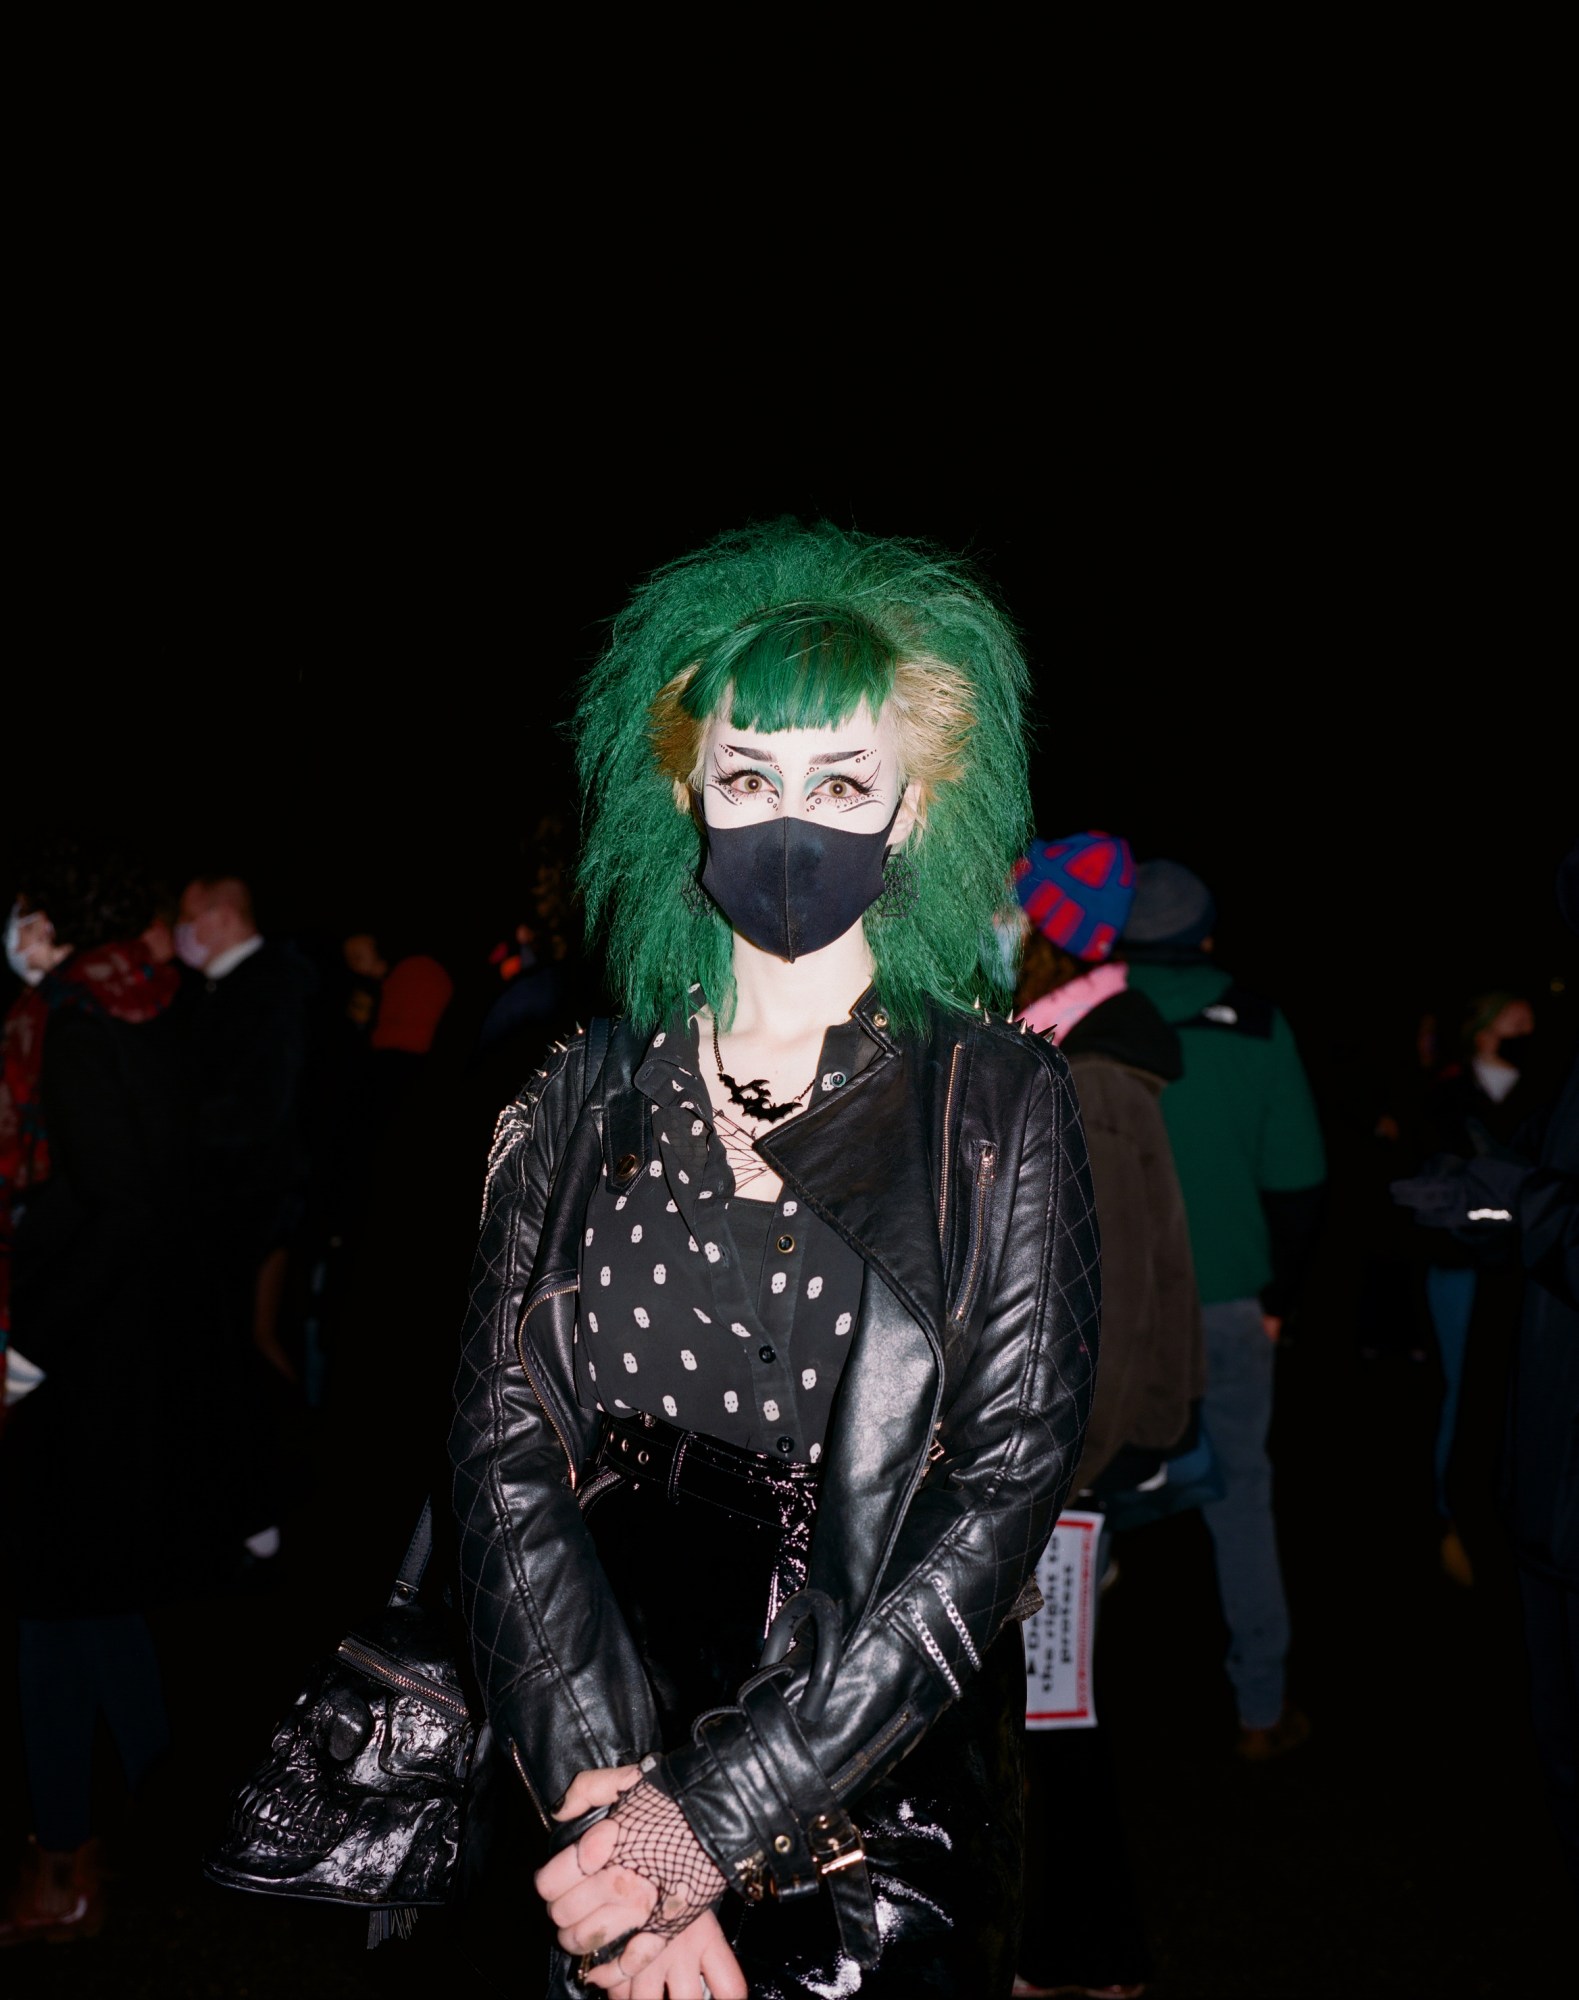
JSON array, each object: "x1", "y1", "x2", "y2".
[{"x1": 448, "y1": 994, "x2": 1099, "y2": 1959}]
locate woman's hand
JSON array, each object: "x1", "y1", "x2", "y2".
[
  {"x1": 537, "y1": 1765, "x2": 745, "y2": 1994},
  {"x1": 538, "y1": 1765, "x2": 649, "y2": 1951},
  {"x1": 582, "y1": 1908, "x2": 748, "y2": 1997}
]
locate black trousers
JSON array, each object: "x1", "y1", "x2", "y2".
[
  {"x1": 1520, "y1": 1563, "x2": 1579, "y2": 1891},
  {"x1": 565, "y1": 1469, "x2": 1028, "y2": 1998}
]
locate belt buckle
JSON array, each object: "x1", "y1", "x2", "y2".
[{"x1": 808, "y1": 1810, "x2": 865, "y2": 1876}]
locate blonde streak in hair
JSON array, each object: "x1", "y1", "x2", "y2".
[
  {"x1": 649, "y1": 663, "x2": 707, "y2": 789},
  {"x1": 888, "y1": 655, "x2": 975, "y2": 823}
]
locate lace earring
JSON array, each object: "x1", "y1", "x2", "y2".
[{"x1": 873, "y1": 849, "x2": 919, "y2": 919}]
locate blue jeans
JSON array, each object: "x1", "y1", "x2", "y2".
[
  {"x1": 1425, "y1": 1264, "x2": 1477, "y2": 1521},
  {"x1": 1201, "y1": 1297, "x2": 1290, "y2": 1729}
]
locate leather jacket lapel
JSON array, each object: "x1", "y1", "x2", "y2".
[
  {"x1": 757, "y1": 1031, "x2": 948, "y2": 1344},
  {"x1": 806, "y1": 1269, "x2": 941, "y2": 1623},
  {"x1": 757, "y1": 1018, "x2": 951, "y2": 1625}
]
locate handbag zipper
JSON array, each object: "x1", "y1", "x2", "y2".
[
  {"x1": 335, "y1": 1639, "x2": 471, "y2": 1719},
  {"x1": 515, "y1": 1283, "x2": 581, "y2": 1490},
  {"x1": 950, "y1": 1143, "x2": 997, "y2": 1324}
]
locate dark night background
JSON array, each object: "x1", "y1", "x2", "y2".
[{"x1": 4, "y1": 112, "x2": 1575, "y2": 1995}]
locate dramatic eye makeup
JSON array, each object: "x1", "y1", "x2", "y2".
[
  {"x1": 707, "y1": 741, "x2": 889, "y2": 815},
  {"x1": 710, "y1": 744, "x2": 784, "y2": 808},
  {"x1": 804, "y1": 746, "x2": 886, "y2": 815}
]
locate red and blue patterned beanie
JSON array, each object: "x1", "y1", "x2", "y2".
[{"x1": 1013, "y1": 832, "x2": 1137, "y2": 963}]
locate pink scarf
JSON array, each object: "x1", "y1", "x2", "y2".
[{"x1": 1016, "y1": 960, "x2": 1128, "y2": 1044}]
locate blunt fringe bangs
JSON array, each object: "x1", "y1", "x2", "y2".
[{"x1": 574, "y1": 519, "x2": 1034, "y2": 1036}]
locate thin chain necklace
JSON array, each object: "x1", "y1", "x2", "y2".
[{"x1": 711, "y1": 1017, "x2": 817, "y2": 1125}]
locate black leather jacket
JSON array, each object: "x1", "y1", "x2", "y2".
[{"x1": 449, "y1": 993, "x2": 1099, "y2": 1930}]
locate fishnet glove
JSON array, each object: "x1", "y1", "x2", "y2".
[{"x1": 601, "y1": 1776, "x2": 726, "y2": 1939}]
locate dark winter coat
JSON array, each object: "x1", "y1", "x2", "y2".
[
  {"x1": 1061, "y1": 987, "x2": 1203, "y2": 1490},
  {"x1": 185, "y1": 940, "x2": 311, "y2": 1257},
  {"x1": 2, "y1": 1006, "x2": 196, "y2": 1614}
]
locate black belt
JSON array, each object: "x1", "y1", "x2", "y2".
[{"x1": 595, "y1": 1411, "x2": 819, "y2": 1530}]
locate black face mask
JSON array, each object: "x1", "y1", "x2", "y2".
[{"x1": 698, "y1": 801, "x2": 902, "y2": 961}]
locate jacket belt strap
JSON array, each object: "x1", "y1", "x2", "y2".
[{"x1": 738, "y1": 1677, "x2": 880, "y2": 1969}]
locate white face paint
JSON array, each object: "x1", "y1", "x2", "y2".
[{"x1": 694, "y1": 700, "x2": 920, "y2": 843}]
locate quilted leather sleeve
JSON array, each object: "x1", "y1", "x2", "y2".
[
  {"x1": 448, "y1": 1038, "x2": 660, "y2": 1828},
  {"x1": 655, "y1": 1034, "x2": 1100, "y2": 1891}
]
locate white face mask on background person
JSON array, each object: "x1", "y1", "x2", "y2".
[
  {"x1": 6, "y1": 902, "x2": 52, "y2": 986},
  {"x1": 173, "y1": 920, "x2": 212, "y2": 971}
]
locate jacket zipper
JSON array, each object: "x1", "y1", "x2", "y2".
[
  {"x1": 927, "y1": 1572, "x2": 981, "y2": 1670},
  {"x1": 829, "y1": 1706, "x2": 914, "y2": 1794},
  {"x1": 950, "y1": 1143, "x2": 997, "y2": 1324},
  {"x1": 335, "y1": 1639, "x2": 470, "y2": 1719},
  {"x1": 907, "y1": 1601, "x2": 962, "y2": 1698},
  {"x1": 576, "y1": 1467, "x2": 620, "y2": 1514},
  {"x1": 937, "y1": 1044, "x2": 963, "y2": 1245},
  {"x1": 515, "y1": 1283, "x2": 581, "y2": 1490},
  {"x1": 509, "y1": 1738, "x2": 552, "y2": 1830}
]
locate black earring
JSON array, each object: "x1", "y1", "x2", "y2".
[
  {"x1": 873, "y1": 849, "x2": 918, "y2": 919},
  {"x1": 681, "y1": 876, "x2": 709, "y2": 914}
]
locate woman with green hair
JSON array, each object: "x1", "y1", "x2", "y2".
[{"x1": 450, "y1": 520, "x2": 1100, "y2": 1997}]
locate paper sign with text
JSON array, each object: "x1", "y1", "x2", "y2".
[{"x1": 1023, "y1": 1510, "x2": 1102, "y2": 1730}]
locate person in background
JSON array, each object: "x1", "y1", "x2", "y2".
[
  {"x1": 1122, "y1": 860, "x2": 1326, "y2": 1760},
  {"x1": 331, "y1": 927, "x2": 455, "y2": 1209},
  {"x1": 1011, "y1": 832, "x2": 1202, "y2": 2000},
  {"x1": 1392, "y1": 839, "x2": 1579, "y2": 1892},
  {"x1": 176, "y1": 874, "x2": 311, "y2": 1560},
  {"x1": 1414, "y1": 990, "x2": 1542, "y2": 1585},
  {"x1": 0, "y1": 854, "x2": 187, "y2": 1947},
  {"x1": 342, "y1": 929, "x2": 455, "y2": 1060}
]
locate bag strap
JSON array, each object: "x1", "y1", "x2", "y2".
[
  {"x1": 388, "y1": 1016, "x2": 618, "y2": 1610},
  {"x1": 388, "y1": 1499, "x2": 435, "y2": 1606}
]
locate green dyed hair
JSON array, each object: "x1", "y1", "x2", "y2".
[{"x1": 574, "y1": 519, "x2": 1033, "y2": 1035}]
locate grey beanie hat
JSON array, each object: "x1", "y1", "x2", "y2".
[{"x1": 1123, "y1": 860, "x2": 1217, "y2": 948}]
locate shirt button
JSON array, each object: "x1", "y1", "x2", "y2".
[
  {"x1": 758, "y1": 1345, "x2": 776, "y2": 1363},
  {"x1": 777, "y1": 1436, "x2": 795, "y2": 1455},
  {"x1": 776, "y1": 1234, "x2": 795, "y2": 1253}
]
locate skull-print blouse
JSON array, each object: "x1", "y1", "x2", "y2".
[{"x1": 573, "y1": 1009, "x2": 872, "y2": 1466}]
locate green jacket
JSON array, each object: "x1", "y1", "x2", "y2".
[{"x1": 1125, "y1": 958, "x2": 1325, "y2": 1307}]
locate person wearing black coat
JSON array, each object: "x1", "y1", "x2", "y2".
[
  {"x1": 176, "y1": 875, "x2": 312, "y2": 1553},
  {"x1": 1393, "y1": 839, "x2": 1579, "y2": 1892},
  {"x1": 0, "y1": 858, "x2": 194, "y2": 1947},
  {"x1": 449, "y1": 531, "x2": 1100, "y2": 1998}
]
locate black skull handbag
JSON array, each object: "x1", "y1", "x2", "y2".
[{"x1": 204, "y1": 1501, "x2": 478, "y2": 1943}]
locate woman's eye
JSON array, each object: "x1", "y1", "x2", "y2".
[
  {"x1": 720, "y1": 769, "x2": 776, "y2": 801},
  {"x1": 814, "y1": 774, "x2": 869, "y2": 801}
]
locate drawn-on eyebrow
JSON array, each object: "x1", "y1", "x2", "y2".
[
  {"x1": 719, "y1": 743, "x2": 783, "y2": 772},
  {"x1": 807, "y1": 746, "x2": 874, "y2": 770}
]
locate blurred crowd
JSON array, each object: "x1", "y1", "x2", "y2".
[{"x1": 1, "y1": 826, "x2": 1574, "y2": 1988}]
